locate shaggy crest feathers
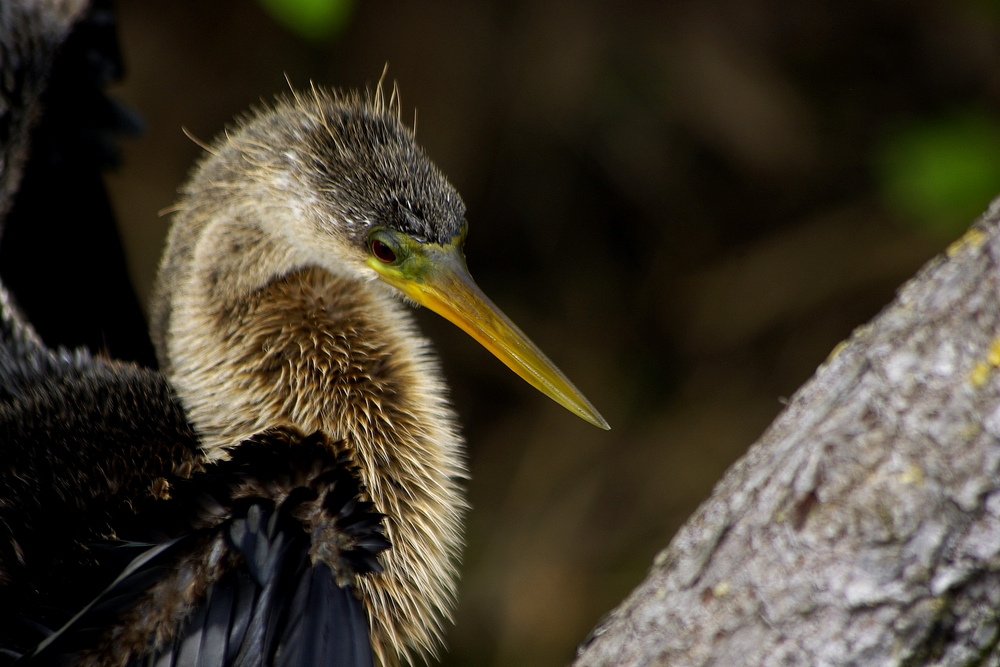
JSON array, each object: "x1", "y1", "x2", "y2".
[{"x1": 150, "y1": 87, "x2": 469, "y2": 666}]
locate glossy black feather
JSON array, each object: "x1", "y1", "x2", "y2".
[
  {"x1": 197, "y1": 579, "x2": 233, "y2": 667},
  {"x1": 226, "y1": 571, "x2": 257, "y2": 664}
]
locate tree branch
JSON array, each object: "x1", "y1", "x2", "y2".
[{"x1": 574, "y1": 202, "x2": 1000, "y2": 666}]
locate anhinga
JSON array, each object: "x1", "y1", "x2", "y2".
[{"x1": 0, "y1": 86, "x2": 607, "y2": 667}]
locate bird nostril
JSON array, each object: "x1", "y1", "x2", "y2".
[{"x1": 372, "y1": 239, "x2": 396, "y2": 263}]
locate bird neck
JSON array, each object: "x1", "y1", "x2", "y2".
[{"x1": 152, "y1": 211, "x2": 467, "y2": 666}]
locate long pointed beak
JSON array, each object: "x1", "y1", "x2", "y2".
[{"x1": 374, "y1": 245, "x2": 609, "y2": 430}]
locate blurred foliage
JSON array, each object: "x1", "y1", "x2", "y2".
[
  {"x1": 879, "y1": 113, "x2": 1000, "y2": 237},
  {"x1": 255, "y1": 0, "x2": 353, "y2": 41},
  {"x1": 974, "y1": 0, "x2": 1000, "y2": 17}
]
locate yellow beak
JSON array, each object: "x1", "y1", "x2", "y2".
[{"x1": 371, "y1": 244, "x2": 609, "y2": 430}]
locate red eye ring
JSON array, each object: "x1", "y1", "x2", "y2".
[{"x1": 371, "y1": 239, "x2": 396, "y2": 263}]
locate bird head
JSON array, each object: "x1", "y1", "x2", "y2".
[{"x1": 205, "y1": 88, "x2": 608, "y2": 430}]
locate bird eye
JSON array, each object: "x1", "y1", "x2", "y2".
[{"x1": 371, "y1": 239, "x2": 396, "y2": 263}]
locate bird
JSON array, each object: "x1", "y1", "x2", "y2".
[{"x1": 0, "y1": 84, "x2": 607, "y2": 667}]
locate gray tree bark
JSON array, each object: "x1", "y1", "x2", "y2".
[{"x1": 574, "y1": 205, "x2": 1000, "y2": 666}]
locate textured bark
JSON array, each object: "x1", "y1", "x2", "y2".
[
  {"x1": 574, "y1": 202, "x2": 1000, "y2": 666},
  {"x1": 0, "y1": 0, "x2": 88, "y2": 221}
]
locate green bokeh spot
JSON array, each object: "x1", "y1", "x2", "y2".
[
  {"x1": 256, "y1": 0, "x2": 354, "y2": 42},
  {"x1": 879, "y1": 112, "x2": 1000, "y2": 237}
]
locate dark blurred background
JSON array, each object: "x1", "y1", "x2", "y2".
[{"x1": 6, "y1": 1, "x2": 1000, "y2": 665}]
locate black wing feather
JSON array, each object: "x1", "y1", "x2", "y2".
[
  {"x1": 224, "y1": 571, "x2": 257, "y2": 664},
  {"x1": 151, "y1": 639, "x2": 176, "y2": 667},
  {"x1": 196, "y1": 578, "x2": 234, "y2": 667},
  {"x1": 174, "y1": 488, "x2": 379, "y2": 667},
  {"x1": 15, "y1": 431, "x2": 388, "y2": 667},
  {"x1": 175, "y1": 605, "x2": 208, "y2": 667},
  {"x1": 19, "y1": 537, "x2": 192, "y2": 665},
  {"x1": 265, "y1": 546, "x2": 372, "y2": 667}
]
